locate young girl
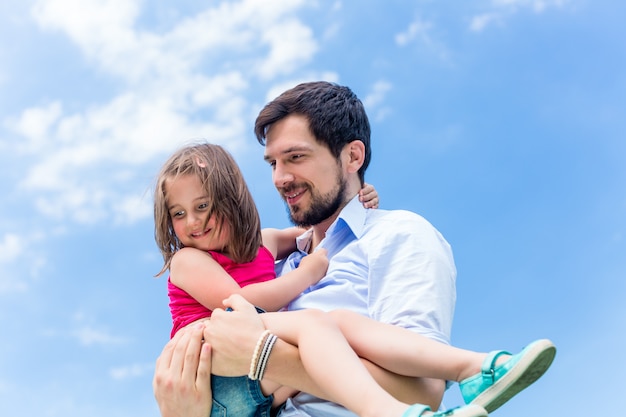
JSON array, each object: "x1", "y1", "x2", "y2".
[{"x1": 153, "y1": 143, "x2": 555, "y2": 417}]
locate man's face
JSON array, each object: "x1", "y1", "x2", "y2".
[{"x1": 263, "y1": 114, "x2": 347, "y2": 227}]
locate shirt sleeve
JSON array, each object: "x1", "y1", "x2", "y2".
[{"x1": 365, "y1": 210, "x2": 457, "y2": 345}]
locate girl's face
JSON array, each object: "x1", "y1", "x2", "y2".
[{"x1": 165, "y1": 174, "x2": 230, "y2": 253}]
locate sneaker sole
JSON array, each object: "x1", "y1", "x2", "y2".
[
  {"x1": 472, "y1": 339, "x2": 556, "y2": 413},
  {"x1": 424, "y1": 404, "x2": 488, "y2": 417}
]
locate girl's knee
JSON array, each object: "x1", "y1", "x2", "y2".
[
  {"x1": 301, "y1": 308, "x2": 333, "y2": 325},
  {"x1": 328, "y1": 309, "x2": 359, "y2": 326}
]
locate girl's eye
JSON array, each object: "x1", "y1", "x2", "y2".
[
  {"x1": 172, "y1": 210, "x2": 184, "y2": 218},
  {"x1": 198, "y1": 202, "x2": 208, "y2": 210}
]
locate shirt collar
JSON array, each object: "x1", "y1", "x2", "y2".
[{"x1": 331, "y1": 194, "x2": 366, "y2": 238}]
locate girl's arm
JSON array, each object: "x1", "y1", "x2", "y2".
[
  {"x1": 169, "y1": 246, "x2": 328, "y2": 313},
  {"x1": 262, "y1": 227, "x2": 306, "y2": 260}
]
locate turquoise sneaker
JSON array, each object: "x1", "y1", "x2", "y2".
[
  {"x1": 459, "y1": 339, "x2": 556, "y2": 412},
  {"x1": 402, "y1": 404, "x2": 487, "y2": 417}
]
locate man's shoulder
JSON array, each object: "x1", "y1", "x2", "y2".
[
  {"x1": 360, "y1": 208, "x2": 453, "y2": 260},
  {"x1": 367, "y1": 207, "x2": 431, "y2": 228},
  {"x1": 363, "y1": 208, "x2": 447, "y2": 242}
]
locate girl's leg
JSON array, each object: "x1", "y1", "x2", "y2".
[
  {"x1": 260, "y1": 310, "x2": 411, "y2": 417},
  {"x1": 330, "y1": 310, "x2": 556, "y2": 415},
  {"x1": 260, "y1": 332, "x2": 446, "y2": 410},
  {"x1": 329, "y1": 309, "x2": 488, "y2": 382},
  {"x1": 361, "y1": 360, "x2": 445, "y2": 409},
  {"x1": 263, "y1": 344, "x2": 446, "y2": 410}
]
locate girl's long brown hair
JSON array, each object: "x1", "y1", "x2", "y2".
[{"x1": 153, "y1": 143, "x2": 262, "y2": 276}]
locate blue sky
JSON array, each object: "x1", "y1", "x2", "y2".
[{"x1": 1, "y1": 1, "x2": 624, "y2": 416}]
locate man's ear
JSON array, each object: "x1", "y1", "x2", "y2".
[{"x1": 343, "y1": 140, "x2": 365, "y2": 174}]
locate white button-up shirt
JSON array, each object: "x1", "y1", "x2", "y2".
[{"x1": 276, "y1": 195, "x2": 457, "y2": 417}]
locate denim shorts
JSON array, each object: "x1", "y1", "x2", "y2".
[{"x1": 211, "y1": 375, "x2": 273, "y2": 417}]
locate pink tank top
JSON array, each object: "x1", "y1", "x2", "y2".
[{"x1": 168, "y1": 246, "x2": 276, "y2": 337}]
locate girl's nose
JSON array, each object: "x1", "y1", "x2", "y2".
[{"x1": 186, "y1": 213, "x2": 201, "y2": 227}]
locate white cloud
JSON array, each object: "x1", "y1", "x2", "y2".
[
  {"x1": 8, "y1": 86, "x2": 250, "y2": 225},
  {"x1": 470, "y1": 13, "x2": 501, "y2": 32},
  {"x1": 493, "y1": 0, "x2": 569, "y2": 12},
  {"x1": 31, "y1": 0, "x2": 313, "y2": 83},
  {"x1": 257, "y1": 18, "x2": 318, "y2": 80},
  {"x1": 363, "y1": 80, "x2": 393, "y2": 123},
  {"x1": 395, "y1": 17, "x2": 432, "y2": 47},
  {"x1": 363, "y1": 80, "x2": 392, "y2": 109},
  {"x1": 394, "y1": 16, "x2": 449, "y2": 62},
  {"x1": 72, "y1": 325, "x2": 128, "y2": 346},
  {"x1": 9, "y1": 101, "x2": 63, "y2": 153},
  {"x1": 470, "y1": 0, "x2": 570, "y2": 32},
  {"x1": 8, "y1": 0, "x2": 318, "y2": 229},
  {"x1": 32, "y1": 0, "x2": 144, "y2": 80},
  {"x1": 109, "y1": 362, "x2": 154, "y2": 380},
  {"x1": 32, "y1": 0, "x2": 140, "y2": 37},
  {"x1": 0, "y1": 232, "x2": 47, "y2": 293},
  {"x1": 113, "y1": 193, "x2": 153, "y2": 226},
  {"x1": 0, "y1": 233, "x2": 23, "y2": 263}
]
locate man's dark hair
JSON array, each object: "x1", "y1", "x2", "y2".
[{"x1": 254, "y1": 81, "x2": 371, "y2": 183}]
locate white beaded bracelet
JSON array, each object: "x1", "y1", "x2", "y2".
[
  {"x1": 255, "y1": 333, "x2": 277, "y2": 381},
  {"x1": 248, "y1": 330, "x2": 270, "y2": 380}
]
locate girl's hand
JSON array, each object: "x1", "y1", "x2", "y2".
[
  {"x1": 298, "y1": 248, "x2": 329, "y2": 286},
  {"x1": 360, "y1": 183, "x2": 379, "y2": 209}
]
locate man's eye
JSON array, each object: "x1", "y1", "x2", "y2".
[{"x1": 291, "y1": 154, "x2": 304, "y2": 161}]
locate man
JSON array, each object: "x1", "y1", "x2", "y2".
[{"x1": 154, "y1": 81, "x2": 457, "y2": 416}]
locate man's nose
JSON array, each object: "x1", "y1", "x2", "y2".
[{"x1": 273, "y1": 162, "x2": 294, "y2": 187}]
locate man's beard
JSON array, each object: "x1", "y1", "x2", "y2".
[{"x1": 286, "y1": 177, "x2": 347, "y2": 228}]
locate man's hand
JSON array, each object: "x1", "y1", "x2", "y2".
[
  {"x1": 153, "y1": 323, "x2": 212, "y2": 417},
  {"x1": 204, "y1": 294, "x2": 267, "y2": 376}
]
